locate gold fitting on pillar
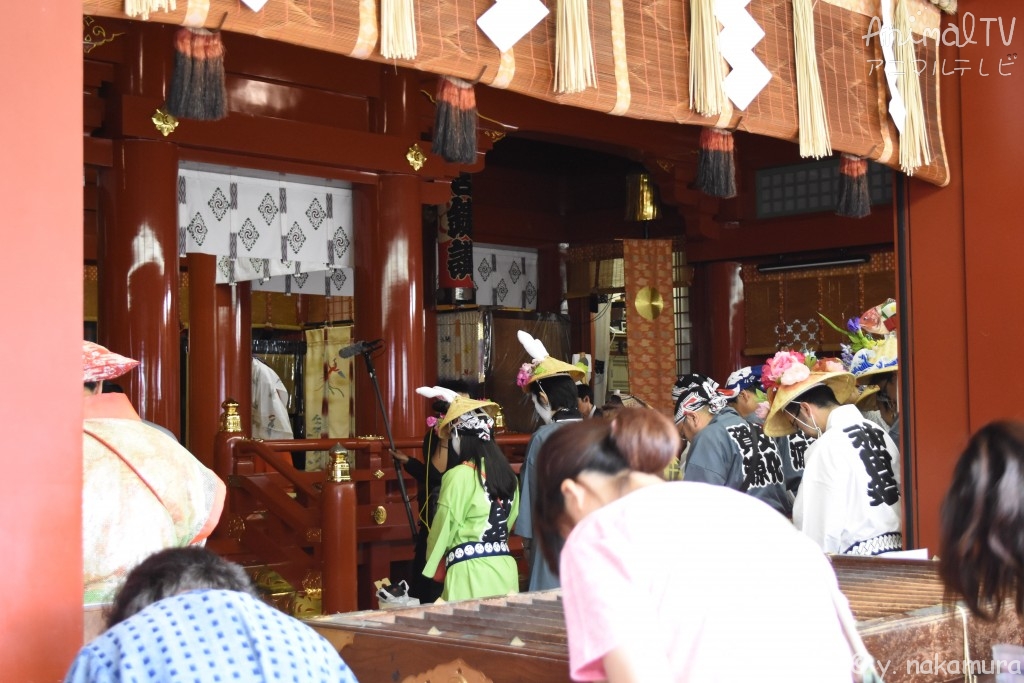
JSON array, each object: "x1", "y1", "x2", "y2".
[
  {"x1": 152, "y1": 108, "x2": 179, "y2": 137},
  {"x1": 219, "y1": 399, "x2": 242, "y2": 433},
  {"x1": 494, "y1": 406, "x2": 505, "y2": 431},
  {"x1": 329, "y1": 443, "x2": 351, "y2": 482}
]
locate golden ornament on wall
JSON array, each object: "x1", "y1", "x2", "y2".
[
  {"x1": 406, "y1": 144, "x2": 427, "y2": 171},
  {"x1": 634, "y1": 286, "x2": 664, "y2": 321},
  {"x1": 152, "y1": 108, "x2": 179, "y2": 137}
]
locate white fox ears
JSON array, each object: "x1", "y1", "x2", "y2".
[
  {"x1": 415, "y1": 386, "x2": 459, "y2": 403},
  {"x1": 517, "y1": 330, "x2": 549, "y2": 361}
]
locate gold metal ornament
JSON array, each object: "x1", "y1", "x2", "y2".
[
  {"x1": 328, "y1": 444, "x2": 351, "y2": 483},
  {"x1": 634, "y1": 286, "x2": 664, "y2": 321},
  {"x1": 152, "y1": 108, "x2": 179, "y2": 137},
  {"x1": 83, "y1": 17, "x2": 124, "y2": 54},
  {"x1": 372, "y1": 506, "x2": 387, "y2": 525},
  {"x1": 406, "y1": 144, "x2": 427, "y2": 171},
  {"x1": 373, "y1": 469, "x2": 385, "y2": 479},
  {"x1": 219, "y1": 399, "x2": 241, "y2": 432},
  {"x1": 301, "y1": 570, "x2": 323, "y2": 599}
]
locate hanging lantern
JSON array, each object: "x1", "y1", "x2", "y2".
[
  {"x1": 436, "y1": 173, "x2": 476, "y2": 305},
  {"x1": 625, "y1": 171, "x2": 661, "y2": 222}
]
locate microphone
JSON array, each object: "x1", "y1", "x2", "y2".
[{"x1": 339, "y1": 339, "x2": 382, "y2": 358}]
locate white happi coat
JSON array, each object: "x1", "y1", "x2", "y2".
[{"x1": 793, "y1": 404, "x2": 902, "y2": 555}]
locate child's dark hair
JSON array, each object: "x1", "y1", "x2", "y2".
[{"x1": 453, "y1": 430, "x2": 518, "y2": 501}]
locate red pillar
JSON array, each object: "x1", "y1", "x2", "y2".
[
  {"x1": 355, "y1": 67, "x2": 428, "y2": 440},
  {"x1": 706, "y1": 261, "x2": 745, "y2": 385},
  {"x1": 187, "y1": 255, "x2": 253, "y2": 467},
  {"x1": 0, "y1": 1, "x2": 83, "y2": 678},
  {"x1": 355, "y1": 174, "x2": 427, "y2": 440},
  {"x1": 901, "y1": 38, "x2": 969, "y2": 552},
  {"x1": 99, "y1": 140, "x2": 181, "y2": 435}
]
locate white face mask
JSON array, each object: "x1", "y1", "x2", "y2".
[
  {"x1": 532, "y1": 393, "x2": 553, "y2": 424},
  {"x1": 792, "y1": 404, "x2": 823, "y2": 438}
]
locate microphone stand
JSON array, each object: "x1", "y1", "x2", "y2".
[{"x1": 356, "y1": 346, "x2": 418, "y2": 540}]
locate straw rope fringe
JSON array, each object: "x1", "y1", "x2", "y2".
[
  {"x1": 689, "y1": 0, "x2": 726, "y2": 117},
  {"x1": 793, "y1": 0, "x2": 832, "y2": 158},
  {"x1": 125, "y1": 0, "x2": 177, "y2": 20},
  {"x1": 895, "y1": 0, "x2": 931, "y2": 175},
  {"x1": 554, "y1": 0, "x2": 597, "y2": 94},
  {"x1": 381, "y1": 0, "x2": 417, "y2": 60}
]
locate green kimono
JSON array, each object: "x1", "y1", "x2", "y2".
[{"x1": 423, "y1": 463, "x2": 520, "y2": 602}]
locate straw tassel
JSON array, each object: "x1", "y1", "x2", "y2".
[
  {"x1": 165, "y1": 27, "x2": 228, "y2": 121},
  {"x1": 433, "y1": 76, "x2": 478, "y2": 165},
  {"x1": 381, "y1": 0, "x2": 417, "y2": 60},
  {"x1": 793, "y1": 0, "x2": 832, "y2": 159},
  {"x1": 689, "y1": 0, "x2": 726, "y2": 117},
  {"x1": 895, "y1": 0, "x2": 932, "y2": 175},
  {"x1": 836, "y1": 154, "x2": 871, "y2": 218},
  {"x1": 124, "y1": 0, "x2": 177, "y2": 21},
  {"x1": 695, "y1": 127, "x2": 737, "y2": 199},
  {"x1": 554, "y1": 0, "x2": 596, "y2": 94}
]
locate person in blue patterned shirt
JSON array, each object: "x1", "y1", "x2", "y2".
[{"x1": 64, "y1": 547, "x2": 358, "y2": 683}]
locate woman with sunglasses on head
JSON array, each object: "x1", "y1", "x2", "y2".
[{"x1": 534, "y1": 410, "x2": 862, "y2": 683}]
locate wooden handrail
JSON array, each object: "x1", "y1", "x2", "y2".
[{"x1": 213, "y1": 403, "x2": 535, "y2": 613}]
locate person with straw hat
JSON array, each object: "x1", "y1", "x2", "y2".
[
  {"x1": 515, "y1": 330, "x2": 586, "y2": 591},
  {"x1": 673, "y1": 373, "x2": 791, "y2": 516},
  {"x1": 81, "y1": 341, "x2": 226, "y2": 604},
  {"x1": 418, "y1": 387, "x2": 520, "y2": 602},
  {"x1": 822, "y1": 299, "x2": 900, "y2": 444},
  {"x1": 762, "y1": 350, "x2": 902, "y2": 556}
]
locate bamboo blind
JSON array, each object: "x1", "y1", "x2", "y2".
[{"x1": 83, "y1": 0, "x2": 948, "y2": 186}]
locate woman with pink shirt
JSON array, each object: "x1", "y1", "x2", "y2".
[{"x1": 534, "y1": 411, "x2": 873, "y2": 683}]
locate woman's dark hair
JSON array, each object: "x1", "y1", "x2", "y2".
[
  {"x1": 784, "y1": 384, "x2": 839, "y2": 415},
  {"x1": 609, "y1": 407, "x2": 681, "y2": 475},
  {"x1": 939, "y1": 420, "x2": 1024, "y2": 619},
  {"x1": 529, "y1": 375, "x2": 582, "y2": 420},
  {"x1": 534, "y1": 420, "x2": 629, "y2": 575},
  {"x1": 452, "y1": 430, "x2": 518, "y2": 501},
  {"x1": 106, "y1": 547, "x2": 259, "y2": 628}
]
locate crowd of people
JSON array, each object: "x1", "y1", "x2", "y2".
[{"x1": 74, "y1": 292, "x2": 1024, "y2": 682}]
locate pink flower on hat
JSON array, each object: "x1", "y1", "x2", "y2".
[
  {"x1": 762, "y1": 351, "x2": 807, "y2": 390},
  {"x1": 425, "y1": 416, "x2": 438, "y2": 429},
  {"x1": 516, "y1": 363, "x2": 534, "y2": 389}
]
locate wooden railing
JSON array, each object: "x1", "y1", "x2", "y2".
[{"x1": 210, "y1": 400, "x2": 532, "y2": 613}]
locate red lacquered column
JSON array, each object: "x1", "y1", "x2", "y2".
[
  {"x1": 187, "y1": 253, "x2": 252, "y2": 468},
  {"x1": 98, "y1": 139, "x2": 181, "y2": 436},
  {"x1": 355, "y1": 174, "x2": 426, "y2": 442}
]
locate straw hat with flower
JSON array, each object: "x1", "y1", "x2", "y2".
[
  {"x1": 819, "y1": 301, "x2": 898, "y2": 382},
  {"x1": 415, "y1": 386, "x2": 499, "y2": 440},
  {"x1": 515, "y1": 330, "x2": 585, "y2": 391},
  {"x1": 762, "y1": 351, "x2": 855, "y2": 437}
]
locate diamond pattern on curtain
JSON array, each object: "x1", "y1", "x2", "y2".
[
  {"x1": 473, "y1": 244, "x2": 538, "y2": 310},
  {"x1": 178, "y1": 168, "x2": 353, "y2": 289}
]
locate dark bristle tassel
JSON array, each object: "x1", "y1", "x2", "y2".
[
  {"x1": 200, "y1": 29, "x2": 228, "y2": 120},
  {"x1": 165, "y1": 28, "x2": 195, "y2": 119},
  {"x1": 695, "y1": 127, "x2": 737, "y2": 198},
  {"x1": 165, "y1": 28, "x2": 228, "y2": 121},
  {"x1": 433, "y1": 75, "x2": 478, "y2": 165},
  {"x1": 835, "y1": 153, "x2": 870, "y2": 218}
]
